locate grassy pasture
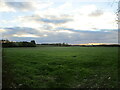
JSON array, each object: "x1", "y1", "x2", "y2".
[{"x1": 3, "y1": 47, "x2": 118, "y2": 88}]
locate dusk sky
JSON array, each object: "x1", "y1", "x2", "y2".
[{"x1": 0, "y1": 0, "x2": 119, "y2": 44}]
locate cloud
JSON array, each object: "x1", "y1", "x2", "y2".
[
  {"x1": 0, "y1": 1, "x2": 53, "y2": 12},
  {"x1": 89, "y1": 9, "x2": 104, "y2": 17},
  {"x1": 1, "y1": 1, "x2": 117, "y2": 30},
  {"x1": 13, "y1": 34, "x2": 39, "y2": 38},
  {"x1": 17, "y1": 15, "x2": 73, "y2": 29},
  {"x1": 0, "y1": 1, "x2": 15, "y2": 12},
  {"x1": 55, "y1": 30, "x2": 74, "y2": 33},
  {"x1": 0, "y1": 1, "x2": 118, "y2": 44},
  {"x1": 58, "y1": 2, "x2": 72, "y2": 10},
  {"x1": 1, "y1": 27, "x2": 50, "y2": 38},
  {"x1": 0, "y1": 29, "x2": 6, "y2": 33},
  {"x1": 5, "y1": 2, "x2": 34, "y2": 11},
  {"x1": 2, "y1": 27, "x2": 40, "y2": 35},
  {"x1": 64, "y1": 11, "x2": 117, "y2": 30},
  {"x1": 39, "y1": 18, "x2": 72, "y2": 24},
  {"x1": 1, "y1": 26, "x2": 118, "y2": 44},
  {"x1": 73, "y1": 5, "x2": 97, "y2": 15}
]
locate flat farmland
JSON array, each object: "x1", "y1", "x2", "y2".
[{"x1": 2, "y1": 47, "x2": 118, "y2": 88}]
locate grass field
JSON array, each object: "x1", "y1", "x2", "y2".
[{"x1": 3, "y1": 47, "x2": 118, "y2": 88}]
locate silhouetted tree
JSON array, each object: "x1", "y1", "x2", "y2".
[{"x1": 31, "y1": 40, "x2": 36, "y2": 44}]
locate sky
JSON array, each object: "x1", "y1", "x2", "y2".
[{"x1": 0, "y1": 0, "x2": 119, "y2": 44}]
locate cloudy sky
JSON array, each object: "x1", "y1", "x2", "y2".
[{"x1": 0, "y1": 0, "x2": 119, "y2": 44}]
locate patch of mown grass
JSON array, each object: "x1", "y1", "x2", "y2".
[{"x1": 2, "y1": 47, "x2": 118, "y2": 88}]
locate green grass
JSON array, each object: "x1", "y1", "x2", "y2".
[{"x1": 3, "y1": 47, "x2": 118, "y2": 88}]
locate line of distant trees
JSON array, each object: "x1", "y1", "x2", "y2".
[
  {"x1": 1, "y1": 40, "x2": 36, "y2": 47},
  {"x1": 39, "y1": 43, "x2": 70, "y2": 46},
  {"x1": 1, "y1": 39, "x2": 119, "y2": 47}
]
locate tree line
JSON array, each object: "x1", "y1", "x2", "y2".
[
  {"x1": 0, "y1": 40, "x2": 70, "y2": 47},
  {"x1": 1, "y1": 40, "x2": 36, "y2": 47},
  {"x1": 39, "y1": 43, "x2": 70, "y2": 46}
]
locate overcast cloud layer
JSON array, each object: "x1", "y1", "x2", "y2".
[{"x1": 0, "y1": 0, "x2": 118, "y2": 44}]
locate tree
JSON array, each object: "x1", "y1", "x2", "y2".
[{"x1": 31, "y1": 40, "x2": 36, "y2": 44}]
